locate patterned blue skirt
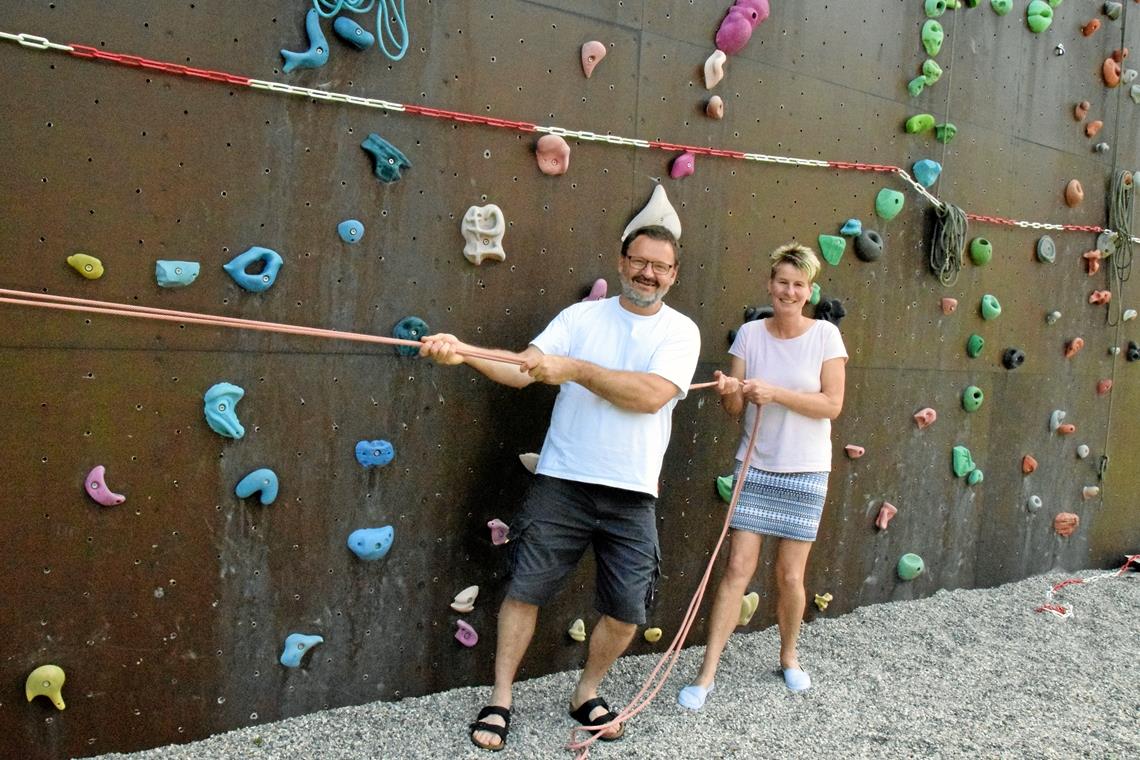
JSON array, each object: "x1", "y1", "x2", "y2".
[{"x1": 727, "y1": 464, "x2": 829, "y2": 542}]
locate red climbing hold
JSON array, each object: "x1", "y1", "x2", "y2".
[{"x1": 1022, "y1": 455, "x2": 1038, "y2": 475}]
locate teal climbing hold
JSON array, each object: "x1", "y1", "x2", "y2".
[
  {"x1": 952, "y1": 445, "x2": 976, "y2": 477},
  {"x1": 715, "y1": 474, "x2": 733, "y2": 503},
  {"x1": 203, "y1": 382, "x2": 245, "y2": 439},
  {"x1": 962, "y1": 385, "x2": 984, "y2": 413},
  {"x1": 840, "y1": 219, "x2": 862, "y2": 237},
  {"x1": 980, "y1": 294, "x2": 1002, "y2": 320},
  {"x1": 934, "y1": 123, "x2": 957, "y2": 144},
  {"x1": 908, "y1": 76, "x2": 926, "y2": 97},
  {"x1": 969, "y1": 238, "x2": 992, "y2": 266},
  {"x1": 235, "y1": 468, "x2": 279, "y2": 505},
  {"x1": 347, "y1": 526, "x2": 394, "y2": 561},
  {"x1": 905, "y1": 113, "x2": 935, "y2": 134},
  {"x1": 223, "y1": 247, "x2": 283, "y2": 293},
  {"x1": 809, "y1": 282, "x2": 821, "y2": 305},
  {"x1": 925, "y1": 0, "x2": 947, "y2": 17},
  {"x1": 967, "y1": 469, "x2": 984, "y2": 486},
  {"x1": 922, "y1": 59, "x2": 943, "y2": 85},
  {"x1": 361, "y1": 133, "x2": 412, "y2": 183},
  {"x1": 155, "y1": 260, "x2": 200, "y2": 288},
  {"x1": 818, "y1": 235, "x2": 846, "y2": 266},
  {"x1": 967, "y1": 334, "x2": 984, "y2": 358},
  {"x1": 897, "y1": 553, "x2": 925, "y2": 581},
  {"x1": 333, "y1": 16, "x2": 375, "y2": 50},
  {"x1": 392, "y1": 316, "x2": 429, "y2": 356},
  {"x1": 337, "y1": 219, "x2": 364, "y2": 244},
  {"x1": 991, "y1": 0, "x2": 1012, "y2": 15},
  {"x1": 281, "y1": 9, "x2": 329, "y2": 73},
  {"x1": 280, "y1": 633, "x2": 324, "y2": 668},
  {"x1": 1036, "y1": 236, "x2": 1056, "y2": 264},
  {"x1": 875, "y1": 189, "x2": 905, "y2": 221},
  {"x1": 912, "y1": 159, "x2": 942, "y2": 188},
  {"x1": 1026, "y1": 0, "x2": 1053, "y2": 33},
  {"x1": 921, "y1": 20, "x2": 944, "y2": 56}
]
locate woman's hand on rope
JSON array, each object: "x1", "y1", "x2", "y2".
[
  {"x1": 418, "y1": 333, "x2": 467, "y2": 365},
  {"x1": 712, "y1": 370, "x2": 741, "y2": 396},
  {"x1": 741, "y1": 378, "x2": 779, "y2": 405}
]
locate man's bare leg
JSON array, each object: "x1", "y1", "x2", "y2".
[
  {"x1": 471, "y1": 598, "x2": 538, "y2": 749},
  {"x1": 569, "y1": 614, "x2": 637, "y2": 739}
]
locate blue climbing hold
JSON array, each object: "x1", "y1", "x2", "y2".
[
  {"x1": 355, "y1": 440, "x2": 395, "y2": 468},
  {"x1": 393, "y1": 316, "x2": 429, "y2": 356},
  {"x1": 839, "y1": 219, "x2": 862, "y2": 236},
  {"x1": 279, "y1": 633, "x2": 324, "y2": 668},
  {"x1": 337, "y1": 219, "x2": 365, "y2": 244},
  {"x1": 912, "y1": 159, "x2": 942, "y2": 188},
  {"x1": 223, "y1": 246, "x2": 283, "y2": 292},
  {"x1": 281, "y1": 9, "x2": 329, "y2": 73},
  {"x1": 361, "y1": 133, "x2": 412, "y2": 183},
  {"x1": 347, "y1": 526, "x2": 395, "y2": 561},
  {"x1": 333, "y1": 16, "x2": 375, "y2": 50},
  {"x1": 155, "y1": 260, "x2": 200, "y2": 288},
  {"x1": 203, "y1": 382, "x2": 245, "y2": 439},
  {"x1": 235, "y1": 468, "x2": 279, "y2": 505}
]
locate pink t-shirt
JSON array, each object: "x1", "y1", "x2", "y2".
[{"x1": 728, "y1": 319, "x2": 847, "y2": 472}]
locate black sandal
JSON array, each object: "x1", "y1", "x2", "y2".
[
  {"x1": 568, "y1": 696, "x2": 625, "y2": 742},
  {"x1": 469, "y1": 705, "x2": 511, "y2": 751}
]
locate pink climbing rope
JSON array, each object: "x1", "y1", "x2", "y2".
[
  {"x1": 1033, "y1": 553, "x2": 1140, "y2": 619},
  {"x1": 566, "y1": 411, "x2": 761, "y2": 759}
]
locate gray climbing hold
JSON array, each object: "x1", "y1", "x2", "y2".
[
  {"x1": 1104, "y1": 2, "x2": 1122, "y2": 21},
  {"x1": 854, "y1": 230, "x2": 884, "y2": 262},
  {"x1": 1026, "y1": 495, "x2": 1042, "y2": 513},
  {"x1": 155, "y1": 260, "x2": 200, "y2": 288},
  {"x1": 203, "y1": 382, "x2": 245, "y2": 439},
  {"x1": 281, "y1": 9, "x2": 329, "y2": 73},
  {"x1": 1036, "y1": 236, "x2": 1056, "y2": 263},
  {"x1": 361, "y1": 133, "x2": 412, "y2": 183},
  {"x1": 1046, "y1": 310, "x2": 1062, "y2": 325},
  {"x1": 337, "y1": 219, "x2": 365, "y2": 244},
  {"x1": 235, "y1": 468, "x2": 279, "y2": 505}
]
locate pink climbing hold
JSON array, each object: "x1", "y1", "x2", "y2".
[
  {"x1": 715, "y1": 6, "x2": 755, "y2": 55},
  {"x1": 913, "y1": 407, "x2": 937, "y2": 430},
  {"x1": 581, "y1": 278, "x2": 608, "y2": 302},
  {"x1": 706, "y1": 95, "x2": 725, "y2": 119},
  {"x1": 1083, "y1": 250, "x2": 1102, "y2": 275},
  {"x1": 1097, "y1": 379, "x2": 1113, "y2": 396},
  {"x1": 1022, "y1": 455, "x2": 1038, "y2": 475},
  {"x1": 84, "y1": 465, "x2": 126, "y2": 506},
  {"x1": 875, "y1": 502, "x2": 898, "y2": 531},
  {"x1": 940, "y1": 297, "x2": 958, "y2": 315},
  {"x1": 670, "y1": 152, "x2": 696, "y2": 179},
  {"x1": 844, "y1": 444, "x2": 865, "y2": 459},
  {"x1": 1089, "y1": 290, "x2": 1112, "y2": 305},
  {"x1": 1057, "y1": 423, "x2": 1077, "y2": 435},
  {"x1": 580, "y1": 41, "x2": 607, "y2": 78},
  {"x1": 535, "y1": 134, "x2": 571, "y2": 176},
  {"x1": 455, "y1": 620, "x2": 479, "y2": 647},
  {"x1": 487, "y1": 518, "x2": 510, "y2": 545}
]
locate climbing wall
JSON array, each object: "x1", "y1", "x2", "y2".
[{"x1": 2, "y1": 1, "x2": 1138, "y2": 757}]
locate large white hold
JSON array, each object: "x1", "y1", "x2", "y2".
[{"x1": 621, "y1": 184, "x2": 682, "y2": 242}]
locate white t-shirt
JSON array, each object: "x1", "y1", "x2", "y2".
[
  {"x1": 531, "y1": 297, "x2": 701, "y2": 496},
  {"x1": 729, "y1": 319, "x2": 847, "y2": 472}
]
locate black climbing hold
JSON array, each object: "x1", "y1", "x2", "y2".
[
  {"x1": 1128, "y1": 341, "x2": 1140, "y2": 362},
  {"x1": 1002, "y1": 348, "x2": 1025, "y2": 370},
  {"x1": 854, "y1": 230, "x2": 884, "y2": 262},
  {"x1": 744, "y1": 305, "x2": 774, "y2": 322},
  {"x1": 815, "y1": 298, "x2": 846, "y2": 325}
]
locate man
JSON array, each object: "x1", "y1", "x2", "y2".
[{"x1": 419, "y1": 225, "x2": 700, "y2": 751}]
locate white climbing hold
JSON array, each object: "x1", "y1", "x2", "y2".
[
  {"x1": 451, "y1": 585, "x2": 480, "y2": 614},
  {"x1": 461, "y1": 204, "x2": 507, "y2": 265},
  {"x1": 703, "y1": 49, "x2": 727, "y2": 89},
  {"x1": 621, "y1": 184, "x2": 682, "y2": 241}
]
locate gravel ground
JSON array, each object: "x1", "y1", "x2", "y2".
[{"x1": 94, "y1": 568, "x2": 1139, "y2": 760}]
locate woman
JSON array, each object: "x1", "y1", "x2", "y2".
[{"x1": 678, "y1": 242, "x2": 846, "y2": 708}]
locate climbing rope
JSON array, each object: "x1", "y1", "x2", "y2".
[
  {"x1": 0, "y1": 29, "x2": 1130, "y2": 243},
  {"x1": 929, "y1": 203, "x2": 967, "y2": 287},
  {"x1": 312, "y1": 0, "x2": 409, "y2": 61},
  {"x1": 1034, "y1": 554, "x2": 1139, "y2": 619}
]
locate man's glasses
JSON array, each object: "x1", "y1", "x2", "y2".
[{"x1": 623, "y1": 256, "x2": 674, "y2": 275}]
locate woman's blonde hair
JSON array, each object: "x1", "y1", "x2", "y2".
[{"x1": 769, "y1": 242, "x2": 821, "y2": 282}]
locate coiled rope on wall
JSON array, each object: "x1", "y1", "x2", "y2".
[{"x1": 0, "y1": 29, "x2": 1129, "y2": 242}]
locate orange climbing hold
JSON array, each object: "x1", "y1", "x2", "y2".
[
  {"x1": 1074, "y1": 101, "x2": 1091, "y2": 120},
  {"x1": 1065, "y1": 337, "x2": 1085, "y2": 358},
  {"x1": 1083, "y1": 250, "x2": 1102, "y2": 275},
  {"x1": 1022, "y1": 455, "x2": 1038, "y2": 475},
  {"x1": 1065, "y1": 179, "x2": 1085, "y2": 207},
  {"x1": 1085, "y1": 119, "x2": 1104, "y2": 137},
  {"x1": 875, "y1": 501, "x2": 898, "y2": 531},
  {"x1": 940, "y1": 297, "x2": 958, "y2": 315},
  {"x1": 1053, "y1": 513, "x2": 1079, "y2": 538},
  {"x1": 1057, "y1": 423, "x2": 1077, "y2": 435},
  {"x1": 1097, "y1": 379, "x2": 1113, "y2": 395},
  {"x1": 1082, "y1": 19, "x2": 1100, "y2": 36},
  {"x1": 1103, "y1": 58, "x2": 1122, "y2": 87}
]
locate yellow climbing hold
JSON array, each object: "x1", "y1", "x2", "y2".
[
  {"x1": 568, "y1": 618, "x2": 586, "y2": 642},
  {"x1": 738, "y1": 591, "x2": 760, "y2": 626},
  {"x1": 25, "y1": 664, "x2": 66, "y2": 710},
  {"x1": 814, "y1": 592, "x2": 834, "y2": 611},
  {"x1": 67, "y1": 253, "x2": 105, "y2": 279},
  {"x1": 643, "y1": 627, "x2": 663, "y2": 643}
]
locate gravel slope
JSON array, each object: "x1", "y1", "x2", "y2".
[{"x1": 93, "y1": 567, "x2": 1140, "y2": 760}]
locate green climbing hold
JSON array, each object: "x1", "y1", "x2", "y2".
[
  {"x1": 980, "y1": 294, "x2": 1001, "y2": 320},
  {"x1": 908, "y1": 76, "x2": 926, "y2": 97},
  {"x1": 1026, "y1": 0, "x2": 1053, "y2": 33},
  {"x1": 897, "y1": 553, "x2": 925, "y2": 581},
  {"x1": 934, "y1": 122, "x2": 957, "y2": 144},
  {"x1": 809, "y1": 282, "x2": 821, "y2": 305},
  {"x1": 991, "y1": 0, "x2": 1012, "y2": 15},
  {"x1": 905, "y1": 113, "x2": 935, "y2": 134},
  {"x1": 963, "y1": 0, "x2": 979, "y2": 6},
  {"x1": 967, "y1": 469, "x2": 984, "y2": 486},
  {"x1": 922, "y1": 59, "x2": 943, "y2": 85},
  {"x1": 921, "y1": 20, "x2": 944, "y2": 57},
  {"x1": 818, "y1": 235, "x2": 846, "y2": 266},
  {"x1": 875, "y1": 188, "x2": 906, "y2": 221},
  {"x1": 952, "y1": 445, "x2": 976, "y2": 477},
  {"x1": 967, "y1": 333, "x2": 984, "y2": 358},
  {"x1": 715, "y1": 474, "x2": 733, "y2": 503},
  {"x1": 962, "y1": 385, "x2": 984, "y2": 412},
  {"x1": 925, "y1": 0, "x2": 947, "y2": 17},
  {"x1": 969, "y1": 238, "x2": 992, "y2": 266}
]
